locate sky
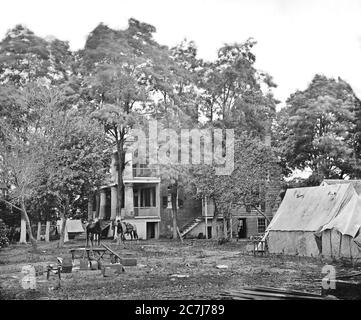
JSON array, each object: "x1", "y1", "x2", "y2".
[{"x1": 1, "y1": 0, "x2": 361, "y2": 107}]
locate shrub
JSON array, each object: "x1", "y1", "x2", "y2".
[{"x1": 0, "y1": 219, "x2": 10, "y2": 248}]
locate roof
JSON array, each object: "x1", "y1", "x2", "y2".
[
  {"x1": 267, "y1": 183, "x2": 356, "y2": 233},
  {"x1": 321, "y1": 179, "x2": 361, "y2": 195},
  {"x1": 66, "y1": 219, "x2": 85, "y2": 233},
  {"x1": 57, "y1": 219, "x2": 84, "y2": 233}
]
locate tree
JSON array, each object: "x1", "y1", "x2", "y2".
[
  {"x1": 198, "y1": 39, "x2": 277, "y2": 136},
  {"x1": 81, "y1": 20, "x2": 159, "y2": 218},
  {"x1": 0, "y1": 25, "x2": 73, "y2": 87},
  {"x1": 276, "y1": 75, "x2": 361, "y2": 183},
  {"x1": 0, "y1": 119, "x2": 44, "y2": 251},
  {"x1": 39, "y1": 99, "x2": 111, "y2": 248},
  {"x1": 83, "y1": 19, "x2": 201, "y2": 222},
  {"x1": 192, "y1": 134, "x2": 281, "y2": 240}
]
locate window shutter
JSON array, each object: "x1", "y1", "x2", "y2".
[{"x1": 162, "y1": 196, "x2": 168, "y2": 207}]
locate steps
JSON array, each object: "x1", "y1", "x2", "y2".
[{"x1": 179, "y1": 217, "x2": 203, "y2": 237}]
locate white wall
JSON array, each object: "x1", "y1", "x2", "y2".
[{"x1": 122, "y1": 219, "x2": 160, "y2": 240}]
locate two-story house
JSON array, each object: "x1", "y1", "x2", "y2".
[
  {"x1": 88, "y1": 150, "x2": 161, "y2": 240},
  {"x1": 88, "y1": 148, "x2": 279, "y2": 240}
]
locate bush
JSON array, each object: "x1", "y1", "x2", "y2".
[{"x1": 0, "y1": 219, "x2": 10, "y2": 248}]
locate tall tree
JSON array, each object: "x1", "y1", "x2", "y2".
[
  {"x1": 198, "y1": 39, "x2": 277, "y2": 136},
  {"x1": 0, "y1": 25, "x2": 73, "y2": 87},
  {"x1": 40, "y1": 97, "x2": 111, "y2": 247},
  {"x1": 276, "y1": 74, "x2": 361, "y2": 183},
  {"x1": 0, "y1": 119, "x2": 44, "y2": 251},
  {"x1": 192, "y1": 134, "x2": 281, "y2": 240}
]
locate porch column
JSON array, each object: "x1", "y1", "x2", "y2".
[
  {"x1": 205, "y1": 196, "x2": 208, "y2": 239},
  {"x1": 124, "y1": 151, "x2": 133, "y2": 179},
  {"x1": 155, "y1": 183, "x2": 160, "y2": 216},
  {"x1": 150, "y1": 187, "x2": 154, "y2": 207},
  {"x1": 155, "y1": 222, "x2": 160, "y2": 239},
  {"x1": 124, "y1": 183, "x2": 134, "y2": 217},
  {"x1": 111, "y1": 186, "x2": 117, "y2": 220},
  {"x1": 99, "y1": 189, "x2": 106, "y2": 219}
]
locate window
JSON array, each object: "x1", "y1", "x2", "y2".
[
  {"x1": 257, "y1": 218, "x2": 266, "y2": 234},
  {"x1": 167, "y1": 187, "x2": 179, "y2": 209},
  {"x1": 162, "y1": 196, "x2": 168, "y2": 207},
  {"x1": 134, "y1": 187, "x2": 156, "y2": 207}
]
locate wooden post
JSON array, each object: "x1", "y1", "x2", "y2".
[
  {"x1": 205, "y1": 196, "x2": 208, "y2": 239},
  {"x1": 45, "y1": 221, "x2": 50, "y2": 242},
  {"x1": 176, "y1": 227, "x2": 184, "y2": 243},
  {"x1": 37, "y1": 221, "x2": 42, "y2": 241},
  {"x1": 19, "y1": 217, "x2": 26, "y2": 243},
  {"x1": 230, "y1": 214, "x2": 233, "y2": 240}
]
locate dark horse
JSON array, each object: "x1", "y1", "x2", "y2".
[{"x1": 86, "y1": 220, "x2": 102, "y2": 246}]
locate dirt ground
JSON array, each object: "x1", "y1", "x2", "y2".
[{"x1": 0, "y1": 238, "x2": 358, "y2": 300}]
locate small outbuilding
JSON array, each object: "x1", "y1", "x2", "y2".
[{"x1": 56, "y1": 219, "x2": 85, "y2": 241}]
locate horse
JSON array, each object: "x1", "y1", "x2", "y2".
[
  {"x1": 86, "y1": 219, "x2": 102, "y2": 247},
  {"x1": 118, "y1": 221, "x2": 138, "y2": 241}
]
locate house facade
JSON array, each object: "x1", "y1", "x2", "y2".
[
  {"x1": 182, "y1": 196, "x2": 279, "y2": 240},
  {"x1": 89, "y1": 147, "x2": 279, "y2": 240},
  {"x1": 89, "y1": 151, "x2": 161, "y2": 240}
]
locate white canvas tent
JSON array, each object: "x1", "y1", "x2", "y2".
[{"x1": 267, "y1": 183, "x2": 361, "y2": 259}]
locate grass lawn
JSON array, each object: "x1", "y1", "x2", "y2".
[{"x1": 0, "y1": 238, "x2": 357, "y2": 300}]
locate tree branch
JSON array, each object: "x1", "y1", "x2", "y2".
[
  {"x1": 251, "y1": 204, "x2": 271, "y2": 223},
  {"x1": 0, "y1": 198, "x2": 24, "y2": 213}
]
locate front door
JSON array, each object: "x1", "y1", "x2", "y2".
[
  {"x1": 238, "y1": 218, "x2": 247, "y2": 239},
  {"x1": 207, "y1": 226, "x2": 212, "y2": 239},
  {"x1": 147, "y1": 222, "x2": 156, "y2": 239}
]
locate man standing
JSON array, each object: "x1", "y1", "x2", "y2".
[{"x1": 116, "y1": 220, "x2": 123, "y2": 245}]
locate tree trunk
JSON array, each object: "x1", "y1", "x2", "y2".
[
  {"x1": 45, "y1": 221, "x2": 50, "y2": 242},
  {"x1": 229, "y1": 214, "x2": 233, "y2": 240},
  {"x1": 95, "y1": 189, "x2": 100, "y2": 218},
  {"x1": 226, "y1": 203, "x2": 232, "y2": 240},
  {"x1": 20, "y1": 198, "x2": 37, "y2": 252},
  {"x1": 37, "y1": 221, "x2": 41, "y2": 241},
  {"x1": 20, "y1": 217, "x2": 26, "y2": 243},
  {"x1": 116, "y1": 139, "x2": 125, "y2": 219},
  {"x1": 58, "y1": 197, "x2": 69, "y2": 248},
  {"x1": 171, "y1": 186, "x2": 178, "y2": 240},
  {"x1": 88, "y1": 192, "x2": 93, "y2": 220}
]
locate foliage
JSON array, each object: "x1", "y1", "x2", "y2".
[
  {"x1": 198, "y1": 39, "x2": 277, "y2": 138},
  {"x1": 0, "y1": 25, "x2": 73, "y2": 87},
  {"x1": 275, "y1": 75, "x2": 361, "y2": 181},
  {"x1": 192, "y1": 134, "x2": 281, "y2": 215},
  {"x1": 0, "y1": 18, "x2": 283, "y2": 245},
  {"x1": 0, "y1": 219, "x2": 10, "y2": 248}
]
